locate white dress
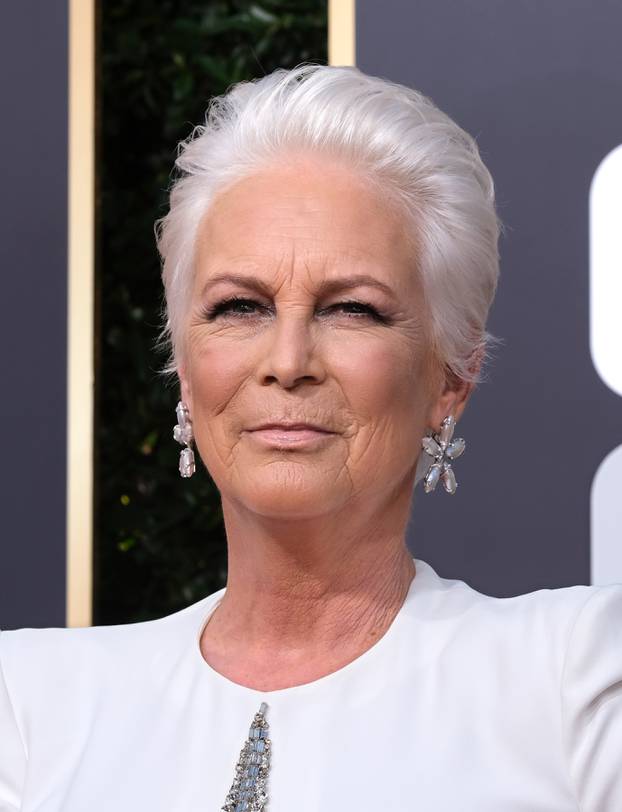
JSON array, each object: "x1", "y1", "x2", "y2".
[{"x1": 1, "y1": 557, "x2": 621, "y2": 811}]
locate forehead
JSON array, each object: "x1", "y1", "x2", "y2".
[{"x1": 194, "y1": 156, "x2": 419, "y2": 292}]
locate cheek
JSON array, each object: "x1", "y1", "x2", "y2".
[
  {"x1": 184, "y1": 341, "x2": 255, "y2": 483},
  {"x1": 334, "y1": 335, "x2": 426, "y2": 423},
  {"x1": 185, "y1": 339, "x2": 254, "y2": 454},
  {"x1": 333, "y1": 336, "x2": 431, "y2": 480},
  {"x1": 188, "y1": 337, "x2": 249, "y2": 404}
]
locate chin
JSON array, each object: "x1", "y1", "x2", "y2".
[{"x1": 233, "y1": 467, "x2": 343, "y2": 519}]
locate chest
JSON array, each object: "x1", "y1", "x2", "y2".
[{"x1": 20, "y1": 680, "x2": 574, "y2": 812}]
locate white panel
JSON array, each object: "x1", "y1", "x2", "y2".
[
  {"x1": 591, "y1": 444, "x2": 622, "y2": 585},
  {"x1": 589, "y1": 144, "x2": 622, "y2": 397}
]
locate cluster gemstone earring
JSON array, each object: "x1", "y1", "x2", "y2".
[
  {"x1": 420, "y1": 414, "x2": 466, "y2": 494},
  {"x1": 173, "y1": 401, "x2": 195, "y2": 478}
]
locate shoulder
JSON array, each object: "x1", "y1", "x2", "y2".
[
  {"x1": 411, "y1": 560, "x2": 621, "y2": 677},
  {"x1": 0, "y1": 590, "x2": 221, "y2": 726},
  {"x1": 413, "y1": 558, "x2": 613, "y2": 633},
  {"x1": 414, "y1": 563, "x2": 622, "y2": 806},
  {"x1": 1, "y1": 595, "x2": 203, "y2": 672},
  {"x1": 468, "y1": 577, "x2": 622, "y2": 652},
  {"x1": 480, "y1": 580, "x2": 622, "y2": 682},
  {"x1": 0, "y1": 592, "x2": 221, "y2": 809}
]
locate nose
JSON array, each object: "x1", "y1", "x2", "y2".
[{"x1": 256, "y1": 310, "x2": 325, "y2": 390}]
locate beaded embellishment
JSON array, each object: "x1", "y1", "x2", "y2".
[{"x1": 221, "y1": 702, "x2": 271, "y2": 812}]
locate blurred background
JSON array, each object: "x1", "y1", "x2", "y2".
[{"x1": 1, "y1": 0, "x2": 620, "y2": 630}]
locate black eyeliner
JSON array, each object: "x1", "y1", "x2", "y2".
[{"x1": 202, "y1": 297, "x2": 389, "y2": 324}]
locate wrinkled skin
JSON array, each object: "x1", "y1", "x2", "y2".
[{"x1": 180, "y1": 155, "x2": 472, "y2": 519}]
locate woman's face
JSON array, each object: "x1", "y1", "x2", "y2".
[{"x1": 179, "y1": 155, "x2": 453, "y2": 519}]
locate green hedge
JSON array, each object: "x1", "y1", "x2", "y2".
[{"x1": 96, "y1": 0, "x2": 327, "y2": 624}]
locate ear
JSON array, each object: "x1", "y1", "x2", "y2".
[
  {"x1": 177, "y1": 363, "x2": 193, "y2": 414},
  {"x1": 425, "y1": 346, "x2": 483, "y2": 433},
  {"x1": 427, "y1": 375, "x2": 474, "y2": 432}
]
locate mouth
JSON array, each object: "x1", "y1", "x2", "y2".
[
  {"x1": 249, "y1": 422, "x2": 334, "y2": 432},
  {"x1": 245, "y1": 422, "x2": 337, "y2": 449}
]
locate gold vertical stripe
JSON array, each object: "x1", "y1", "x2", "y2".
[
  {"x1": 66, "y1": 0, "x2": 95, "y2": 627},
  {"x1": 328, "y1": 0, "x2": 356, "y2": 66}
]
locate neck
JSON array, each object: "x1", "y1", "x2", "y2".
[{"x1": 199, "y1": 489, "x2": 417, "y2": 691}]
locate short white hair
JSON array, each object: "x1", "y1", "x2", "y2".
[{"x1": 155, "y1": 63, "x2": 503, "y2": 385}]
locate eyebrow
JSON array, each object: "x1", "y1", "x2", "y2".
[{"x1": 200, "y1": 273, "x2": 397, "y2": 299}]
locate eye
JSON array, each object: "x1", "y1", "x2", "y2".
[
  {"x1": 325, "y1": 300, "x2": 387, "y2": 322},
  {"x1": 203, "y1": 297, "x2": 267, "y2": 320},
  {"x1": 202, "y1": 297, "x2": 388, "y2": 323}
]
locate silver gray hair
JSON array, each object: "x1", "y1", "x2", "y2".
[{"x1": 155, "y1": 63, "x2": 503, "y2": 386}]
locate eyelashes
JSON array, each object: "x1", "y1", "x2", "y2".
[
  {"x1": 202, "y1": 296, "x2": 389, "y2": 324},
  {"x1": 204, "y1": 297, "x2": 260, "y2": 320}
]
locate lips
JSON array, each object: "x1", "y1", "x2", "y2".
[
  {"x1": 245, "y1": 421, "x2": 337, "y2": 449},
  {"x1": 249, "y1": 422, "x2": 333, "y2": 433}
]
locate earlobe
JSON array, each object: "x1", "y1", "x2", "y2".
[
  {"x1": 427, "y1": 399, "x2": 457, "y2": 436},
  {"x1": 177, "y1": 365, "x2": 193, "y2": 414},
  {"x1": 427, "y1": 377, "x2": 474, "y2": 435}
]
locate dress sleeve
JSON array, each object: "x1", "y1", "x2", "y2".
[
  {"x1": 561, "y1": 584, "x2": 622, "y2": 810},
  {"x1": 0, "y1": 631, "x2": 27, "y2": 811}
]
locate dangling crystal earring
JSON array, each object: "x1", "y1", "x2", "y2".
[
  {"x1": 173, "y1": 401, "x2": 195, "y2": 478},
  {"x1": 421, "y1": 414, "x2": 465, "y2": 494}
]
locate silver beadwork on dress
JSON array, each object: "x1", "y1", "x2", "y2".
[
  {"x1": 173, "y1": 400, "x2": 196, "y2": 478},
  {"x1": 421, "y1": 414, "x2": 466, "y2": 494},
  {"x1": 221, "y1": 702, "x2": 271, "y2": 812}
]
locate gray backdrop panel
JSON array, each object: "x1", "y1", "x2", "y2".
[
  {"x1": 0, "y1": 0, "x2": 68, "y2": 629},
  {"x1": 358, "y1": 0, "x2": 622, "y2": 596}
]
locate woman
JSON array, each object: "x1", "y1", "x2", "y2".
[{"x1": 1, "y1": 64, "x2": 620, "y2": 811}]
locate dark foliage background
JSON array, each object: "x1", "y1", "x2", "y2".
[{"x1": 95, "y1": 0, "x2": 327, "y2": 624}]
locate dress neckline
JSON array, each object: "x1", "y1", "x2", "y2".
[{"x1": 191, "y1": 557, "x2": 435, "y2": 699}]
